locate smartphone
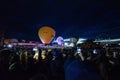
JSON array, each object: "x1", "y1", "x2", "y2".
[
  {"x1": 77, "y1": 47, "x2": 81, "y2": 53},
  {"x1": 33, "y1": 47, "x2": 38, "y2": 51},
  {"x1": 93, "y1": 49, "x2": 97, "y2": 54}
]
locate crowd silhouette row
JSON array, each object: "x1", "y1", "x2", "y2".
[{"x1": 0, "y1": 46, "x2": 120, "y2": 80}]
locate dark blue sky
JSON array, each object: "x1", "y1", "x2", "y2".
[{"x1": 0, "y1": 0, "x2": 120, "y2": 41}]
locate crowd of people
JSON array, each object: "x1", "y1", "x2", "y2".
[{"x1": 0, "y1": 45, "x2": 120, "y2": 80}]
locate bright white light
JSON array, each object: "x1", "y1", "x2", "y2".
[
  {"x1": 77, "y1": 38, "x2": 86, "y2": 44},
  {"x1": 94, "y1": 38, "x2": 120, "y2": 42},
  {"x1": 78, "y1": 38, "x2": 86, "y2": 41},
  {"x1": 77, "y1": 41, "x2": 83, "y2": 44},
  {"x1": 77, "y1": 47, "x2": 81, "y2": 53},
  {"x1": 93, "y1": 49, "x2": 97, "y2": 54},
  {"x1": 7, "y1": 44, "x2": 13, "y2": 48},
  {"x1": 64, "y1": 39, "x2": 70, "y2": 41},
  {"x1": 64, "y1": 42, "x2": 69, "y2": 46},
  {"x1": 69, "y1": 43, "x2": 74, "y2": 47},
  {"x1": 33, "y1": 47, "x2": 38, "y2": 51}
]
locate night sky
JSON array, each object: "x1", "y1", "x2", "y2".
[{"x1": 0, "y1": 0, "x2": 120, "y2": 41}]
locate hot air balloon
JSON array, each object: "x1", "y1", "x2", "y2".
[
  {"x1": 56, "y1": 36, "x2": 64, "y2": 45},
  {"x1": 38, "y1": 26, "x2": 55, "y2": 44}
]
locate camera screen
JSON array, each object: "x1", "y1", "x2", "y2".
[{"x1": 77, "y1": 48, "x2": 81, "y2": 53}]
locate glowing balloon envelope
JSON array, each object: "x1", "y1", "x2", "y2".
[
  {"x1": 56, "y1": 36, "x2": 64, "y2": 45},
  {"x1": 4, "y1": 39, "x2": 12, "y2": 44},
  {"x1": 38, "y1": 26, "x2": 55, "y2": 44}
]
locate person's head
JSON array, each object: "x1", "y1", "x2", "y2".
[
  {"x1": 41, "y1": 49, "x2": 47, "y2": 59},
  {"x1": 20, "y1": 50, "x2": 28, "y2": 63},
  {"x1": 53, "y1": 49, "x2": 59, "y2": 57}
]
